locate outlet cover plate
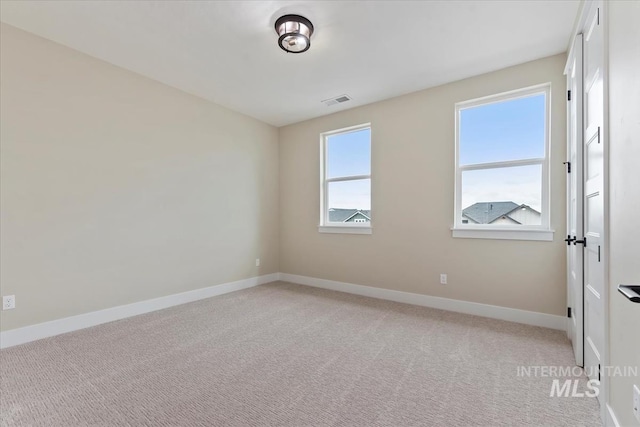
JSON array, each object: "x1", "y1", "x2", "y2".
[{"x1": 2, "y1": 295, "x2": 16, "y2": 310}]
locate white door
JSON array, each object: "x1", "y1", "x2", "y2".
[
  {"x1": 582, "y1": 3, "x2": 605, "y2": 404},
  {"x1": 566, "y1": 34, "x2": 584, "y2": 367}
]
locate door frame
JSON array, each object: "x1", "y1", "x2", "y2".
[{"x1": 600, "y1": 2, "x2": 610, "y2": 422}]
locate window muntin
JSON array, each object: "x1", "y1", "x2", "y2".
[
  {"x1": 320, "y1": 124, "x2": 371, "y2": 229},
  {"x1": 454, "y1": 85, "x2": 550, "y2": 232}
]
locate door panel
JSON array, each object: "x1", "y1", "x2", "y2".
[
  {"x1": 566, "y1": 34, "x2": 583, "y2": 366},
  {"x1": 585, "y1": 129, "x2": 602, "y2": 182},
  {"x1": 586, "y1": 75, "x2": 603, "y2": 126},
  {"x1": 582, "y1": 4, "x2": 604, "y2": 405}
]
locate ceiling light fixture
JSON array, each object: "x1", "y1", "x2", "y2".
[{"x1": 275, "y1": 14, "x2": 314, "y2": 54}]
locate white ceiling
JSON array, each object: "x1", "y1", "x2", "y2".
[{"x1": 0, "y1": 1, "x2": 580, "y2": 127}]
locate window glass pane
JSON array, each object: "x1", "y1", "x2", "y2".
[
  {"x1": 327, "y1": 128, "x2": 371, "y2": 178},
  {"x1": 459, "y1": 94, "x2": 545, "y2": 165},
  {"x1": 327, "y1": 179, "x2": 371, "y2": 223},
  {"x1": 461, "y1": 165, "x2": 542, "y2": 226}
]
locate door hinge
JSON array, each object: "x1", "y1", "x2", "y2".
[
  {"x1": 598, "y1": 363, "x2": 601, "y2": 381},
  {"x1": 574, "y1": 236, "x2": 587, "y2": 247},
  {"x1": 563, "y1": 161, "x2": 571, "y2": 173},
  {"x1": 598, "y1": 245, "x2": 601, "y2": 262},
  {"x1": 597, "y1": 8, "x2": 600, "y2": 26},
  {"x1": 567, "y1": 307, "x2": 572, "y2": 318},
  {"x1": 567, "y1": 90, "x2": 571, "y2": 101}
]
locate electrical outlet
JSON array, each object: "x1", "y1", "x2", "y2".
[
  {"x1": 440, "y1": 274, "x2": 447, "y2": 285},
  {"x1": 255, "y1": 258, "x2": 260, "y2": 267},
  {"x1": 633, "y1": 384, "x2": 640, "y2": 423},
  {"x1": 2, "y1": 295, "x2": 15, "y2": 310}
]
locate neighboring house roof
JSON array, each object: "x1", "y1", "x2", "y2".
[
  {"x1": 462, "y1": 202, "x2": 540, "y2": 224},
  {"x1": 344, "y1": 211, "x2": 371, "y2": 222},
  {"x1": 493, "y1": 215, "x2": 521, "y2": 225},
  {"x1": 329, "y1": 208, "x2": 371, "y2": 222}
]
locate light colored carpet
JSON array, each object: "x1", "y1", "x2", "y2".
[{"x1": 1, "y1": 281, "x2": 601, "y2": 426}]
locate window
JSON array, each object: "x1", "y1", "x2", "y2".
[
  {"x1": 453, "y1": 84, "x2": 553, "y2": 241},
  {"x1": 319, "y1": 124, "x2": 371, "y2": 234}
]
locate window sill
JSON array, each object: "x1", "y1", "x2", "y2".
[
  {"x1": 451, "y1": 227, "x2": 554, "y2": 241},
  {"x1": 318, "y1": 225, "x2": 372, "y2": 235}
]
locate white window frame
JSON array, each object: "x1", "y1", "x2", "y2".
[
  {"x1": 452, "y1": 84, "x2": 554, "y2": 241},
  {"x1": 319, "y1": 123, "x2": 372, "y2": 235}
]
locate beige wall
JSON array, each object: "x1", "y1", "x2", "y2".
[
  {"x1": 0, "y1": 23, "x2": 571, "y2": 334},
  {"x1": 0, "y1": 24, "x2": 279, "y2": 331},
  {"x1": 608, "y1": 1, "x2": 640, "y2": 425},
  {"x1": 279, "y1": 54, "x2": 567, "y2": 316}
]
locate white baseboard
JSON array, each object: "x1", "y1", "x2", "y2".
[
  {"x1": 0, "y1": 273, "x2": 279, "y2": 349},
  {"x1": 606, "y1": 403, "x2": 620, "y2": 427},
  {"x1": 279, "y1": 273, "x2": 567, "y2": 331},
  {"x1": 1, "y1": 271, "x2": 567, "y2": 349}
]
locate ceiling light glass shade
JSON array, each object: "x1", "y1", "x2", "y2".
[{"x1": 275, "y1": 15, "x2": 314, "y2": 53}]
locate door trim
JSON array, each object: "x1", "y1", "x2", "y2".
[{"x1": 600, "y1": 1, "x2": 611, "y2": 421}]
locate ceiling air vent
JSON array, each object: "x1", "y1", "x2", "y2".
[{"x1": 322, "y1": 94, "x2": 352, "y2": 107}]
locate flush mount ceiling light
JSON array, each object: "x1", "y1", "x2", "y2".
[{"x1": 275, "y1": 14, "x2": 314, "y2": 53}]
